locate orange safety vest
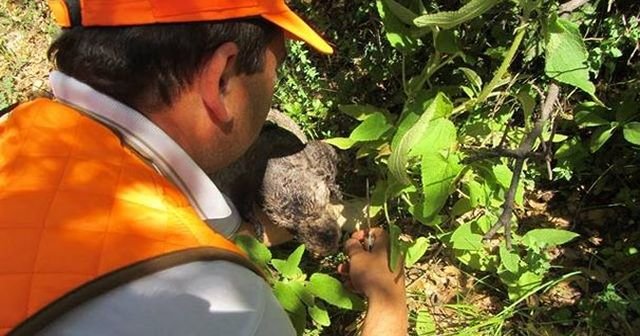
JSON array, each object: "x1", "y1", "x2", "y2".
[{"x1": 0, "y1": 99, "x2": 256, "y2": 335}]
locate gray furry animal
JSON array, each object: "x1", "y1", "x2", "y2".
[{"x1": 211, "y1": 110, "x2": 342, "y2": 256}]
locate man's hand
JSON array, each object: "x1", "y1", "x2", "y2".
[{"x1": 339, "y1": 228, "x2": 408, "y2": 336}]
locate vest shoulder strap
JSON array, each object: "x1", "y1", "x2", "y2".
[
  {"x1": 0, "y1": 102, "x2": 19, "y2": 119},
  {"x1": 9, "y1": 247, "x2": 264, "y2": 336}
]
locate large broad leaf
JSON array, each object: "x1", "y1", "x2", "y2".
[
  {"x1": 235, "y1": 235, "x2": 272, "y2": 270},
  {"x1": 545, "y1": 15, "x2": 599, "y2": 101},
  {"x1": 450, "y1": 222, "x2": 484, "y2": 251},
  {"x1": 389, "y1": 93, "x2": 453, "y2": 185},
  {"x1": 288, "y1": 281, "x2": 315, "y2": 306},
  {"x1": 521, "y1": 229, "x2": 579, "y2": 248},
  {"x1": 623, "y1": 122, "x2": 640, "y2": 145},
  {"x1": 273, "y1": 282, "x2": 307, "y2": 335},
  {"x1": 307, "y1": 274, "x2": 365, "y2": 310},
  {"x1": 405, "y1": 237, "x2": 431, "y2": 267},
  {"x1": 421, "y1": 151, "x2": 462, "y2": 220},
  {"x1": 414, "y1": 0, "x2": 503, "y2": 29},
  {"x1": 391, "y1": 91, "x2": 437, "y2": 150},
  {"x1": 411, "y1": 118, "x2": 457, "y2": 156},
  {"x1": 377, "y1": 0, "x2": 419, "y2": 52},
  {"x1": 349, "y1": 112, "x2": 393, "y2": 142}
]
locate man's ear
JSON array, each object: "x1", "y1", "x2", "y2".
[{"x1": 199, "y1": 42, "x2": 239, "y2": 123}]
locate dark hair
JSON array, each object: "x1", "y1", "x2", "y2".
[{"x1": 48, "y1": 19, "x2": 279, "y2": 111}]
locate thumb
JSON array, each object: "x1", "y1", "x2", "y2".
[{"x1": 344, "y1": 238, "x2": 365, "y2": 257}]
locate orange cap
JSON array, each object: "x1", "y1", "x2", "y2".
[{"x1": 47, "y1": 0, "x2": 333, "y2": 54}]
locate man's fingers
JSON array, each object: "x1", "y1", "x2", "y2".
[
  {"x1": 344, "y1": 237, "x2": 365, "y2": 257},
  {"x1": 351, "y1": 230, "x2": 366, "y2": 241},
  {"x1": 337, "y1": 263, "x2": 349, "y2": 275},
  {"x1": 370, "y1": 228, "x2": 389, "y2": 246}
]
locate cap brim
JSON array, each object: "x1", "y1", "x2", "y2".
[{"x1": 262, "y1": 9, "x2": 333, "y2": 55}]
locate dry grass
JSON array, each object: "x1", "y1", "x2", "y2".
[{"x1": 0, "y1": 0, "x2": 57, "y2": 109}]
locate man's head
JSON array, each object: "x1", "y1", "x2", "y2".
[{"x1": 46, "y1": 0, "x2": 331, "y2": 173}]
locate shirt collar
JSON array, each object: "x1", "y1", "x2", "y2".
[{"x1": 49, "y1": 71, "x2": 240, "y2": 237}]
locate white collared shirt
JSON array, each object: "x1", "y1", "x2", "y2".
[
  {"x1": 49, "y1": 71, "x2": 241, "y2": 237},
  {"x1": 39, "y1": 73, "x2": 295, "y2": 336}
]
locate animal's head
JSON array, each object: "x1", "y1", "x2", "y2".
[{"x1": 296, "y1": 208, "x2": 342, "y2": 256}]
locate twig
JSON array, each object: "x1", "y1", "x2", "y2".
[
  {"x1": 483, "y1": 84, "x2": 560, "y2": 247},
  {"x1": 462, "y1": 147, "x2": 544, "y2": 164}
]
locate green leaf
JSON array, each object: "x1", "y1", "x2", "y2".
[
  {"x1": 389, "y1": 224, "x2": 407, "y2": 272},
  {"x1": 324, "y1": 137, "x2": 358, "y2": 150},
  {"x1": 234, "y1": 235, "x2": 272, "y2": 270},
  {"x1": 421, "y1": 151, "x2": 462, "y2": 219},
  {"x1": 466, "y1": 179, "x2": 487, "y2": 208},
  {"x1": 412, "y1": 118, "x2": 458, "y2": 155},
  {"x1": 377, "y1": 0, "x2": 420, "y2": 51},
  {"x1": 272, "y1": 245, "x2": 305, "y2": 280},
  {"x1": 339, "y1": 104, "x2": 388, "y2": 121},
  {"x1": 459, "y1": 67, "x2": 483, "y2": 94},
  {"x1": 389, "y1": 93, "x2": 453, "y2": 185},
  {"x1": 308, "y1": 302, "x2": 331, "y2": 327},
  {"x1": 516, "y1": 85, "x2": 537, "y2": 129},
  {"x1": 492, "y1": 164, "x2": 513, "y2": 190},
  {"x1": 289, "y1": 281, "x2": 315, "y2": 306},
  {"x1": 522, "y1": 229, "x2": 579, "y2": 248},
  {"x1": 394, "y1": 91, "x2": 435, "y2": 135},
  {"x1": 273, "y1": 282, "x2": 307, "y2": 335},
  {"x1": 416, "y1": 310, "x2": 437, "y2": 334},
  {"x1": 451, "y1": 222, "x2": 484, "y2": 251},
  {"x1": 545, "y1": 15, "x2": 599, "y2": 101},
  {"x1": 414, "y1": 0, "x2": 503, "y2": 29},
  {"x1": 435, "y1": 29, "x2": 460, "y2": 54},
  {"x1": 503, "y1": 270, "x2": 544, "y2": 301},
  {"x1": 623, "y1": 122, "x2": 640, "y2": 145},
  {"x1": 382, "y1": 0, "x2": 418, "y2": 25},
  {"x1": 499, "y1": 244, "x2": 521, "y2": 273},
  {"x1": 489, "y1": 164, "x2": 524, "y2": 206},
  {"x1": 589, "y1": 125, "x2": 616, "y2": 152},
  {"x1": 574, "y1": 102, "x2": 611, "y2": 128},
  {"x1": 307, "y1": 274, "x2": 365, "y2": 310},
  {"x1": 405, "y1": 237, "x2": 431, "y2": 267},
  {"x1": 349, "y1": 112, "x2": 392, "y2": 142},
  {"x1": 274, "y1": 282, "x2": 303, "y2": 313}
]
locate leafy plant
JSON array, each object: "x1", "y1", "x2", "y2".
[
  {"x1": 325, "y1": 0, "x2": 588, "y2": 308},
  {"x1": 235, "y1": 236, "x2": 364, "y2": 335}
]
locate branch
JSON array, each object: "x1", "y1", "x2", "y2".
[
  {"x1": 462, "y1": 147, "x2": 545, "y2": 164},
  {"x1": 483, "y1": 84, "x2": 560, "y2": 247}
]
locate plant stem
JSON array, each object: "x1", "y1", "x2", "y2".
[{"x1": 475, "y1": 25, "x2": 528, "y2": 106}]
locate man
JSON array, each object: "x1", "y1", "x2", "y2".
[{"x1": 0, "y1": 1, "x2": 407, "y2": 335}]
